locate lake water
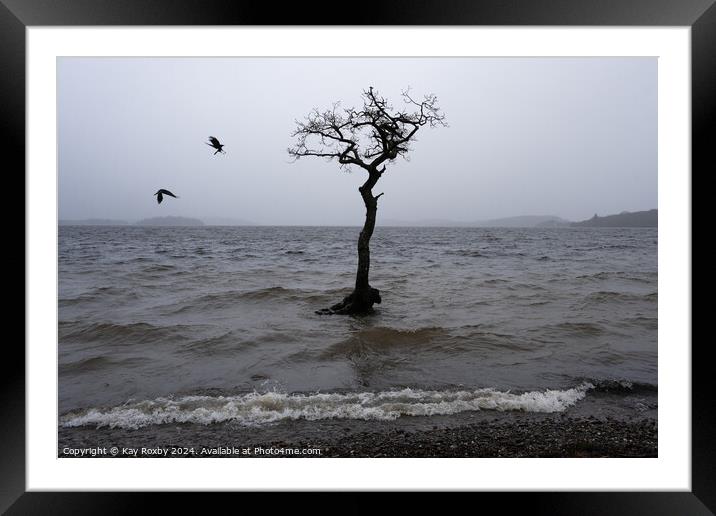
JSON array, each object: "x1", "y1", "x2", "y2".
[{"x1": 58, "y1": 225, "x2": 657, "y2": 431}]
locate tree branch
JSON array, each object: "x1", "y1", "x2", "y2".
[{"x1": 289, "y1": 86, "x2": 446, "y2": 174}]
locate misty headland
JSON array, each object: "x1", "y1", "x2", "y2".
[{"x1": 59, "y1": 209, "x2": 657, "y2": 228}]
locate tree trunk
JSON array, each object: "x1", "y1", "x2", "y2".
[{"x1": 316, "y1": 168, "x2": 383, "y2": 315}]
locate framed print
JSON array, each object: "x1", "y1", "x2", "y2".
[{"x1": 6, "y1": 0, "x2": 710, "y2": 512}]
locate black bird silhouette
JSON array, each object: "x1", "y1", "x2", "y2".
[
  {"x1": 206, "y1": 136, "x2": 225, "y2": 155},
  {"x1": 154, "y1": 189, "x2": 178, "y2": 204}
]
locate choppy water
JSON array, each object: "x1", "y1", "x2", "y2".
[{"x1": 58, "y1": 225, "x2": 657, "y2": 429}]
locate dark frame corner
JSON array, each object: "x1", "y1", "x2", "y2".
[{"x1": 6, "y1": 0, "x2": 710, "y2": 513}]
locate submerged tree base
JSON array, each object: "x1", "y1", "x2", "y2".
[{"x1": 316, "y1": 287, "x2": 382, "y2": 315}]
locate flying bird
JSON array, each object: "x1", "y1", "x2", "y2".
[
  {"x1": 206, "y1": 136, "x2": 225, "y2": 155},
  {"x1": 154, "y1": 189, "x2": 178, "y2": 204}
]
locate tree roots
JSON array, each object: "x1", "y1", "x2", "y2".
[{"x1": 316, "y1": 287, "x2": 382, "y2": 315}]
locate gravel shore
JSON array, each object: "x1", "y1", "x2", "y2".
[
  {"x1": 59, "y1": 414, "x2": 657, "y2": 458},
  {"x1": 315, "y1": 417, "x2": 657, "y2": 458}
]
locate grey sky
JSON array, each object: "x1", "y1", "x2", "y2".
[{"x1": 58, "y1": 57, "x2": 656, "y2": 225}]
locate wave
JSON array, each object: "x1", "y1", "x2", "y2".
[
  {"x1": 141, "y1": 264, "x2": 176, "y2": 272},
  {"x1": 59, "y1": 321, "x2": 192, "y2": 345},
  {"x1": 446, "y1": 249, "x2": 486, "y2": 258},
  {"x1": 59, "y1": 355, "x2": 143, "y2": 374},
  {"x1": 620, "y1": 316, "x2": 658, "y2": 329},
  {"x1": 575, "y1": 271, "x2": 656, "y2": 284},
  {"x1": 321, "y1": 326, "x2": 450, "y2": 357},
  {"x1": 210, "y1": 287, "x2": 298, "y2": 302},
  {"x1": 539, "y1": 321, "x2": 607, "y2": 336},
  {"x1": 584, "y1": 291, "x2": 657, "y2": 303},
  {"x1": 59, "y1": 383, "x2": 594, "y2": 430},
  {"x1": 59, "y1": 286, "x2": 139, "y2": 305},
  {"x1": 154, "y1": 286, "x2": 354, "y2": 315},
  {"x1": 60, "y1": 293, "x2": 101, "y2": 306},
  {"x1": 578, "y1": 378, "x2": 657, "y2": 394},
  {"x1": 170, "y1": 287, "x2": 346, "y2": 311},
  {"x1": 177, "y1": 331, "x2": 253, "y2": 356},
  {"x1": 480, "y1": 278, "x2": 509, "y2": 286}
]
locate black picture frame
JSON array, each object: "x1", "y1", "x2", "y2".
[{"x1": 5, "y1": 0, "x2": 708, "y2": 513}]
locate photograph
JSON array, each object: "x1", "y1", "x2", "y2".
[{"x1": 56, "y1": 56, "x2": 659, "y2": 459}]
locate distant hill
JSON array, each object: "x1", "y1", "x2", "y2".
[
  {"x1": 572, "y1": 209, "x2": 657, "y2": 228},
  {"x1": 203, "y1": 217, "x2": 258, "y2": 226},
  {"x1": 382, "y1": 215, "x2": 570, "y2": 228},
  {"x1": 478, "y1": 215, "x2": 570, "y2": 228},
  {"x1": 535, "y1": 219, "x2": 572, "y2": 228},
  {"x1": 135, "y1": 216, "x2": 204, "y2": 227},
  {"x1": 382, "y1": 218, "x2": 470, "y2": 227},
  {"x1": 59, "y1": 218, "x2": 129, "y2": 226}
]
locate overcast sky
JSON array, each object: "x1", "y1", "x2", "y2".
[{"x1": 58, "y1": 57, "x2": 656, "y2": 225}]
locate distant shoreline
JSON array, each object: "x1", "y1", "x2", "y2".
[
  {"x1": 59, "y1": 223, "x2": 659, "y2": 229},
  {"x1": 59, "y1": 209, "x2": 658, "y2": 229}
]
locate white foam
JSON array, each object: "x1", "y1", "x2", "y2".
[{"x1": 60, "y1": 383, "x2": 594, "y2": 430}]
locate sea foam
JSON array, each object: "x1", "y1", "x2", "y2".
[{"x1": 60, "y1": 383, "x2": 594, "y2": 430}]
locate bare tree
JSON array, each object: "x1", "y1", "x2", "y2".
[{"x1": 288, "y1": 87, "x2": 447, "y2": 315}]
